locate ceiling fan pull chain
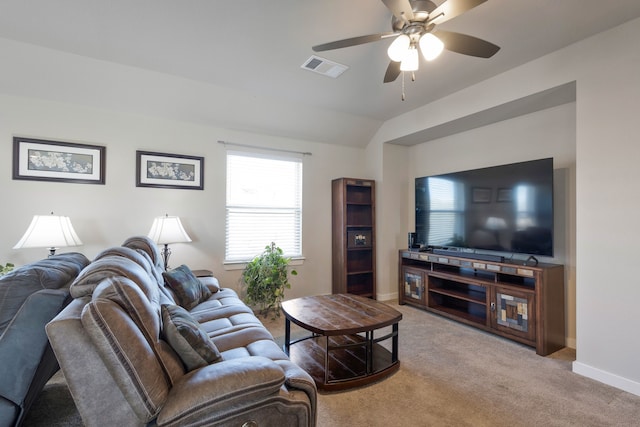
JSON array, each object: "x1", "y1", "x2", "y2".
[
  {"x1": 411, "y1": 71, "x2": 416, "y2": 82},
  {"x1": 401, "y1": 72, "x2": 406, "y2": 101}
]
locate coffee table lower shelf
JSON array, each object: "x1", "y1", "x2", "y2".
[{"x1": 287, "y1": 333, "x2": 400, "y2": 392}]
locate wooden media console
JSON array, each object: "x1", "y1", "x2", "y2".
[{"x1": 398, "y1": 250, "x2": 565, "y2": 356}]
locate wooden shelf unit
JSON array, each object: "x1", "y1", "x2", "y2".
[
  {"x1": 398, "y1": 250, "x2": 565, "y2": 356},
  {"x1": 332, "y1": 178, "x2": 375, "y2": 298}
]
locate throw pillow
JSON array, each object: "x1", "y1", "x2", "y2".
[
  {"x1": 161, "y1": 304, "x2": 223, "y2": 371},
  {"x1": 162, "y1": 265, "x2": 212, "y2": 310}
]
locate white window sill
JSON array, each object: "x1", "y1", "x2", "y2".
[{"x1": 223, "y1": 256, "x2": 306, "y2": 271}]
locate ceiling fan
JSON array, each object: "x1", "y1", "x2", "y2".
[{"x1": 312, "y1": 0, "x2": 500, "y2": 84}]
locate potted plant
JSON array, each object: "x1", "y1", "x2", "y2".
[
  {"x1": 0, "y1": 263, "x2": 15, "y2": 277},
  {"x1": 241, "y1": 242, "x2": 297, "y2": 319}
]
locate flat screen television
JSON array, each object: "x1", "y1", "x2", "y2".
[{"x1": 415, "y1": 158, "x2": 554, "y2": 257}]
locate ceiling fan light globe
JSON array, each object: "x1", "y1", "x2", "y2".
[
  {"x1": 419, "y1": 33, "x2": 444, "y2": 61},
  {"x1": 400, "y1": 47, "x2": 419, "y2": 71},
  {"x1": 387, "y1": 34, "x2": 410, "y2": 62}
]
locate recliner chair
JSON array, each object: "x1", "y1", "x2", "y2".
[{"x1": 0, "y1": 252, "x2": 89, "y2": 427}]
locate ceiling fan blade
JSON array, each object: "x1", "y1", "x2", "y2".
[
  {"x1": 383, "y1": 61, "x2": 401, "y2": 83},
  {"x1": 313, "y1": 32, "x2": 396, "y2": 52},
  {"x1": 436, "y1": 30, "x2": 500, "y2": 58},
  {"x1": 428, "y1": 0, "x2": 487, "y2": 25},
  {"x1": 382, "y1": 0, "x2": 415, "y2": 23}
]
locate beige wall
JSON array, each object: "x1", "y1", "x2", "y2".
[
  {"x1": 370, "y1": 16, "x2": 640, "y2": 396},
  {"x1": 0, "y1": 93, "x2": 367, "y2": 300}
]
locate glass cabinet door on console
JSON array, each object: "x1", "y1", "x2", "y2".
[
  {"x1": 490, "y1": 287, "x2": 535, "y2": 342},
  {"x1": 401, "y1": 266, "x2": 425, "y2": 306}
]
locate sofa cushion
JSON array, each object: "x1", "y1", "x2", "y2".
[
  {"x1": 71, "y1": 256, "x2": 156, "y2": 299},
  {"x1": 156, "y1": 356, "x2": 285, "y2": 427},
  {"x1": 94, "y1": 246, "x2": 165, "y2": 290},
  {"x1": 121, "y1": 236, "x2": 164, "y2": 272},
  {"x1": 0, "y1": 252, "x2": 89, "y2": 335},
  {"x1": 161, "y1": 304, "x2": 222, "y2": 371},
  {"x1": 162, "y1": 265, "x2": 211, "y2": 310},
  {"x1": 92, "y1": 274, "x2": 161, "y2": 345},
  {"x1": 82, "y1": 302, "x2": 168, "y2": 423}
]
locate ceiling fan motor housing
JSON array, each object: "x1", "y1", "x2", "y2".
[{"x1": 391, "y1": 0, "x2": 438, "y2": 31}]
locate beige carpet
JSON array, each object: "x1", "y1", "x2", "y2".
[{"x1": 24, "y1": 301, "x2": 640, "y2": 426}]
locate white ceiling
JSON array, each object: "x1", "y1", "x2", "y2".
[{"x1": 1, "y1": 0, "x2": 640, "y2": 147}]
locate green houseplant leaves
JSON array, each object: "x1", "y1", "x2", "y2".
[
  {"x1": 242, "y1": 242, "x2": 297, "y2": 318},
  {"x1": 0, "y1": 263, "x2": 15, "y2": 276}
]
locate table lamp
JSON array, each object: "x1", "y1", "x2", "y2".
[
  {"x1": 13, "y1": 212, "x2": 83, "y2": 257},
  {"x1": 148, "y1": 214, "x2": 192, "y2": 270}
]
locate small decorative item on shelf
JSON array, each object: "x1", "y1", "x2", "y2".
[
  {"x1": 347, "y1": 230, "x2": 371, "y2": 248},
  {"x1": 241, "y1": 242, "x2": 297, "y2": 319},
  {"x1": 0, "y1": 263, "x2": 15, "y2": 276}
]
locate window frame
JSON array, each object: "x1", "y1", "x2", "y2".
[{"x1": 224, "y1": 149, "x2": 303, "y2": 265}]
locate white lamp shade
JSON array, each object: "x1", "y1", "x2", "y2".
[
  {"x1": 148, "y1": 215, "x2": 192, "y2": 244},
  {"x1": 400, "y1": 46, "x2": 419, "y2": 71},
  {"x1": 387, "y1": 34, "x2": 410, "y2": 62},
  {"x1": 419, "y1": 33, "x2": 444, "y2": 61},
  {"x1": 485, "y1": 216, "x2": 508, "y2": 230},
  {"x1": 14, "y1": 215, "x2": 83, "y2": 249}
]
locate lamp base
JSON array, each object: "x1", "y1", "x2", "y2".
[{"x1": 161, "y1": 244, "x2": 172, "y2": 271}]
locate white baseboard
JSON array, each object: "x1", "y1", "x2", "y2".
[
  {"x1": 573, "y1": 361, "x2": 640, "y2": 397},
  {"x1": 377, "y1": 291, "x2": 398, "y2": 302}
]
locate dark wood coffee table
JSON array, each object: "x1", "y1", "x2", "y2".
[{"x1": 281, "y1": 294, "x2": 402, "y2": 391}]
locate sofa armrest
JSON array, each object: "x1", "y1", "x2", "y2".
[
  {"x1": 0, "y1": 289, "x2": 70, "y2": 407},
  {"x1": 275, "y1": 359, "x2": 317, "y2": 411},
  {"x1": 157, "y1": 356, "x2": 285, "y2": 426},
  {"x1": 197, "y1": 276, "x2": 220, "y2": 293}
]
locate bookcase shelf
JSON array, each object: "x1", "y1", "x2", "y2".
[
  {"x1": 399, "y1": 250, "x2": 565, "y2": 356},
  {"x1": 332, "y1": 178, "x2": 375, "y2": 298}
]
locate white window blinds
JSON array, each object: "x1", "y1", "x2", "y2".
[{"x1": 225, "y1": 150, "x2": 302, "y2": 261}]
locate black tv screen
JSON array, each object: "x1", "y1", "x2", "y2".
[{"x1": 415, "y1": 158, "x2": 554, "y2": 257}]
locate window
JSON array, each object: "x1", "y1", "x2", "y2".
[{"x1": 225, "y1": 150, "x2": 302, "y2": 262}]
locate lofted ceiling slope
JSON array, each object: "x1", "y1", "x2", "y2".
[{"x1": 0, "y1": 1, "x2": 639, "y2": 147}]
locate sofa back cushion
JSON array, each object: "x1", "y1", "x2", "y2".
[
  {"x1": 70, "y1": 256, "x2": 155, "y2": 299},
  {"x1": 121, "y1": 236, "x2": 164, "y2": 272},
  {"x1": 94, "y1": 246, "x2": 165, "y2": 289},
  {"x1": 81, "y1": 277, "x2": 177, "y2": 423},
  {"x1": 0, "y1": 252, "x2": 89, "y2": 335},
  {"x1": 92, "y1": 274, "x2": 161, "y2": 344}
]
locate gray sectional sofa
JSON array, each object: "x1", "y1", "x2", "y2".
[
  {"x1": 0, "y1": 252, "x2": 90, "y2": 427},
  {"x1": 46, "y1": 236, "x2": 316, "y2": 427}
]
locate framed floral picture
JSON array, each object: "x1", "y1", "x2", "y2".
[
  {"x1": 13, "y1": 137, "x2": 106, "y2": 184},
  {"x1": 497, "y1": 188, "x2": 513, "y2": 202},
  {"x1": 136, "y1": 150, "x2": 204, "y2": 190},
  {"x1": 472, "y1": 187, "x2": 491, "y2": 203}
]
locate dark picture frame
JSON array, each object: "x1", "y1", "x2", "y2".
[
  {"x1": 497, "y1": 188, "x2": 513, "y2": 202},
  {"x1": 472, "y1": 187, "x2": 491, "y2": 203},
  {"x1": 136, "y1": 150, "x2": 204, "y2": 190},
  {"x1": 12, "y1": 137, "x2": 106, "y2": 184}
]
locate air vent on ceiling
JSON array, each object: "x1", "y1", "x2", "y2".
[{"x1": 301, "y1": 55, "x2": 348, "y2": 78}]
